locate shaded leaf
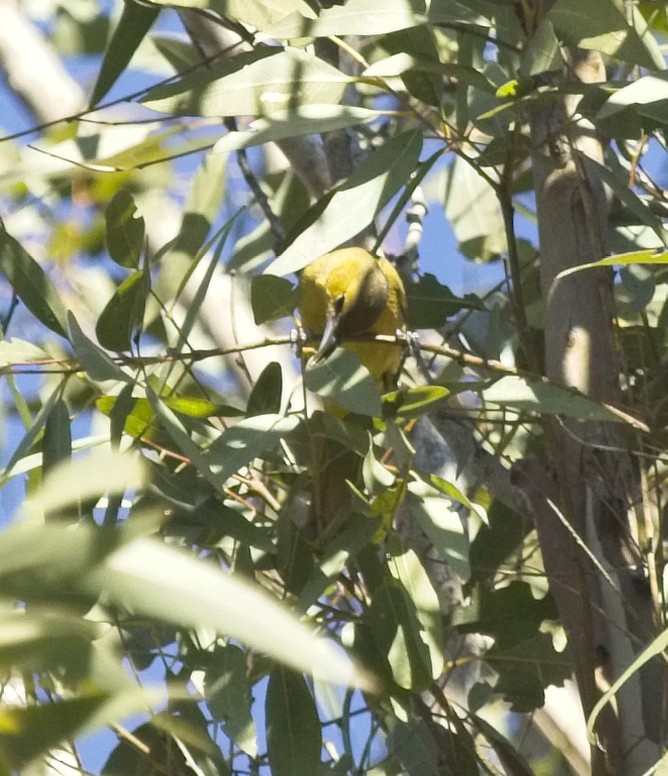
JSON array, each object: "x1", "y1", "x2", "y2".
[
  {"x1": 266, "y1": 667, "x2": 322, "y2": 776},
  {"x1": 304, "y1": 350, "x2": 383, "y2": 417},
  {"x1": 68, "y1": 312, "x2": 131, "y2": 384},
  {"x1": 96, "y1": 269, "x2": 148, "y2": 352},
  {"x1": 0, "y1": 230, "x2": 68, "y2": 338},
  {"x1": 105, "y1": 189, "x2": 145, "y2": 268},
  {"x1": 247, "y1": 361, "x2": 283, "y2": 416},
  {"x1": 251, "y1": 274, "x2": 296, "y2": 325},
  {"x1": 89, "y1": 0, "x2": 159, "y2": 106},
  {"x1": 269, "y1": 130, "x2": 423, "y2": 275},
  {"x1": 143, "y1": 47, "x2": 350, "y2": 117},
  {"x1": 405, "y1": 273, "x2": 481, "y2": 329}
]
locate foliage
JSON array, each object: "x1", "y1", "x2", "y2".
[{"x1": 0, "y1": 1, "x2": 666, "y2": 774}]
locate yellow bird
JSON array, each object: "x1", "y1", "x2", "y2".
[
  {"x1": 299, "y1": 247, "x2": 407, "y2": 391},
  {"x1": 298, "y1": 248, "x2": 407, "y2": 539}
]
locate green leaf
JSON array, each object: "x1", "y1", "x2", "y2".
[
  {"x1": 105, "y1": 189, "x2": 146, "y2": 268},
  {"x1": 587, "y1": 627, "x2": 668, "y2": 745},
  {"x1": 304, "y1": 350, "x2": 383, "y2": 417},
  {"x1": 452, "y1": 582, "x2": 558, "y2": 650},
  {"x1": 146, "y1": 0, "x2": 316, "y2": 30},
  {"x1": 86, "y1": 535, "x2": 374, "y2": 687},
  {"x1": 267, "y1": 0, "x2": 484, "y2": 38},
  {"x1": 205, "y1": 645, "x2": 257, "y2": 756},
  {"x1": 0, "y1": 694, "x2": 111, "y2": 771},
  {"x1": 386, "y1": 536, "x2": 444, "y2": 680},
  {"x1": 96, "y1": 269, "x2": 148, "y2": 352},
  {"x1": 482, "y1": 375, "x2": 641, "y2": 425},
  {"x1": 405, "y1": 274, "x2": 481, "y2": 328},
  {"x1": 89, "y1": 0, "x2": 159, "y2": 107},
  {"x1": 443, "y1": 154, "x2": 506, "y2": 261},
  {"x1": 0, "y1": 230, "x2": 68, "y2": 338},
  {"x1": 597, "y1": 71, "x2": 668, "y2": 138},
  {"x1": 555, "y1": 248, "x2": 668, "y2": 280},
  {"x1": 247, "y1": 361, "x2": 283, "y2": 416},
  {"x1": 42, "y1": 397, "x2": 71, "y2": 476},
  {"x1": 547, "y1": 0, "x2": 665, "y2": 69},
  {"x1": 143, "y1": 47, "x2": 350, "y2": 117},
  {"x1": 367, "y1": 584, "x2": 432, "y2": 690},
  {"x1": 206, "y1": 413, "x2": 300, "y2": 486},
  {"x1": 213, "y1": 105, "x2": 382, "y2": 155},
  {"x1": 583, "y1": 156, "x2": 667, "y2": 243},
  {"x1": 406, "y1": 480, "x2": 470, "y2": 581},
  {"x1": 68, "y1": 312, "x2": 131, "y2": 383},
  {"x1": 251, "y1": 274, "x2": 296, "y2": 324},
  {"x1": 268, "y1": 130, "x2": 423, "y2": 275},
  {"x1": 384, "y1": 385, "x2": 450, "y2": 419},
  {"x1": 266, "y1": 667, "x2": 322, "y2": 776},
  {"x1": 387, "y1": 719, "x2": 440, "y2": 776}
]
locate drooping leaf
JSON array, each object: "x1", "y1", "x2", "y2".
[
  {"x1": 95, "y1": 269, "x2": 148, "y2": 352},
  {"x1": 143, "y1": 47, "x2": 350, "y2": 118},
  {"x1": 247, "y1": 361, "x2": 283, "y2": 416},
  {"x1": 68, "y1": 312, "x2": 131, "y2": 384},
  {"x1": 251, "y1": 274, "x2": 296, "y2": 324},
  {"x1": 104, "y1": 189, "x2": 145, "y2": 268},
  {"x1": 405, "y1": 273, "x2": 482, "y2": 329},
  {"x1": 268, "y1": 130, "x2": 423, "y2": 275},
  {"x1": 89, "y1": 0, "x2": 159, "y2": 107},
  {"x1": 266, "y1": 667, "x2": 322, "y2": 776},
  {"x1": 0, "y1": 230, "x2": 68, "y2": 338},
  {"x1": 304, "y1": 350, "x2": 383, "y2": 417}
]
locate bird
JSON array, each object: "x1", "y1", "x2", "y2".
[
  {"x1": 296, "y1": 248, "x2": 407, "y2": 542},
  {"x1": 299, "y1": 247, "x2": 407, "y2": 391}
]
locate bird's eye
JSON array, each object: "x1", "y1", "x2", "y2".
[{"x1": 334, "y1": 295, "x2": 345, "y2": 315}]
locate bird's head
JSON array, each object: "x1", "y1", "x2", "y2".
[{"x1": 313, "y1": 256, "x2": 389, "y2": 362}]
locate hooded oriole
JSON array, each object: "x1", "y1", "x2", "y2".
[
  {"x1": 297, "y1": 248, "x2": 407, "y2": 540},
  {"x1": 300, "y1": 247, "x2": 407, "y2": 392}
]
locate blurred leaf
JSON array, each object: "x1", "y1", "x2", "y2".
[
  {"x1": 269, "y1": 130, "x2": 423, "y2": 275},
  {"x1": 405, "y1": 274, "x2": 482, "y2": 328},
  {"x1": 251, "y1": 274, "x2": 296, "y2": 324},
  {"x1": 68, "y1": 312, "x2": 131, "y2": 383},
  {"x1": 0, "y1": 230, "x2": 68, "y2": 338},
  {"x1": 304, "y1": 350, "x2": 383, "y2": 417},
  {"x1": 143, "y1": 47, "x2": 350, "y2": 117},
  {"x1": 0, "y1": 694, "x2": 111, "y2": 771},
  {"x1": 28, "y1": 449, "x2": 147, "y2": 521},
  {"x1": 86, "y1": 537, "x2": 373, "y2": 688},
  {"x1": 89, "y1": 0, "x2": 159, "y2": 107},
  {"x1": 0, "y1": 338, "x2": 48, "y2": 366},
  {"x1": 96, "y1": 269, "x2": 148, "y2": 352},
  {"x1": 247, "y1": 361, "x2": 283, "y2": 416},
  {"x1": 105, "y1": 189, "x2": 146, "y2": 268},
  {"x1": 266, "y1": 667, "x2": 322, "y2": 776}
]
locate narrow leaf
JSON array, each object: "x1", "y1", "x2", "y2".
[{"x1": 0, "y1": 230, "x2": 68, "y2": 338}]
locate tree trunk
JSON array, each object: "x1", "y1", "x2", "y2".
[{"x1": 525, "y1": 44, "x2": 662, "y2": 775}]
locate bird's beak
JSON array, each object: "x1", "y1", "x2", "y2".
[{"x1": 313, "y1": 311, "x2": 339, "y2": 363}]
